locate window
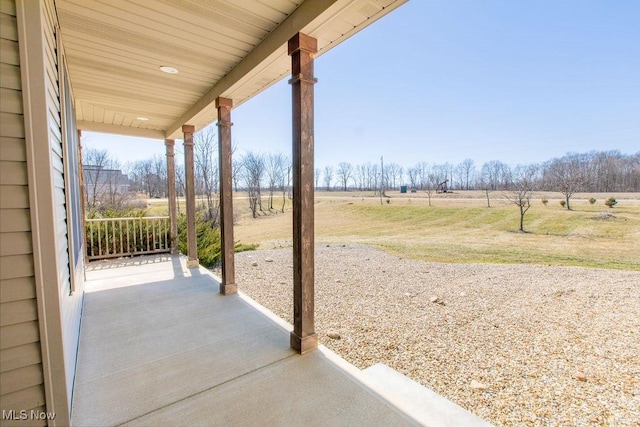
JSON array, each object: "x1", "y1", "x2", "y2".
[{"x1": 58, "y1": 37, "x2": 84, "y2": 294}]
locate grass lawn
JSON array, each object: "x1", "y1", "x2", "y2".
[
  {"x1": 141, "y1": 191, "x2": 639, "y2": 270},
  {"x1": 233, "y1": 191, "x2": 640, "y2": 270}
]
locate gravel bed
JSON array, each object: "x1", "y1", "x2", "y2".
[{"x1": 224, "y1": 244, "x2": 640, "y2": 426}]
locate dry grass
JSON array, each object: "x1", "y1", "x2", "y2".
[
  {"x1": 234, "y1": 191, "x2": 640, "y2": 270},
  {"x1": 141, "y1": 191, "x2": 640, "y2": 269}
]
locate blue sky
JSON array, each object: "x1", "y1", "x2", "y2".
[{"x1": 85, "y1": 0, "x2": 639, "y2": 170}]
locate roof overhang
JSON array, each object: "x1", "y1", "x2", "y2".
[{"x1": 56, "y1": 0, "x2": 408, "y2": 140}]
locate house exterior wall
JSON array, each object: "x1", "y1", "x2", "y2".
[
  {"x1": 44, "y1": 0, "x2": 85, "y2": 410},
  {"x1": 1, "y1": 0, "x2": 85, "y2": 424},
  {"x1": 0, "y1": 0, "x2": 47, "y2": 422}
]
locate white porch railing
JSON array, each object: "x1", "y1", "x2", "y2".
[{"x1": 86, "y1": 216, "x2": 171, "y2": 260}]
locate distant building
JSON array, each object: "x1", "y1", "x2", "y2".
[{"x1": 83, "y1": 165, "x2": 130, "y2": 195}]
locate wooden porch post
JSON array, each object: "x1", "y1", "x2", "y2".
[
  {"x1": 289, "y1": 32, "x2": 318, "y2": 354},
  {"x1": 216, "y1": 97, "x2": 237, "y2": 295},
  {"x1": 165, "y1": 139, "x2": 178, "y2": 254},
  {"x1": 182, "y1": 125, "x2": 199, "y2": 268}
]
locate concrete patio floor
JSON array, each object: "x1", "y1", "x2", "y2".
[
  {"x1": 72, "y1": 254, "x2": 494, "y2": 426},
  {"x1": 71, "y1": 254, "x2": 415, "y2": 426}
]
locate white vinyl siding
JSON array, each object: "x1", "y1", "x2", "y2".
[{"x1": 0, "y1": 0, "x2": 46, "y2": 416}]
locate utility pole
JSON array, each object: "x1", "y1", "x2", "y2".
[{"x1": 380, "y1": 156, "x2": 386, "y2": 204}]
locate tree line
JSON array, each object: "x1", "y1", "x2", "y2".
[
  {"x1": 82, "y1": 129, "x2": 292, "y2": 221},
  {"x1": 83, "y1": 130, "x2": 639, "y2": 221},
  {"x1": 330, "y1": 151, "x2": 639, "y2": 194}
]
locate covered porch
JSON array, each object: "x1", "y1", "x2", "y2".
[
  {"x1": 59, "y1": 1, "x2": 486, "y2": 425},
  {"x1": 72, "y1": 255, "x2": 439, "y2": 426},
  {"x1": 62, "y1": 0, "x2": 411, "y2": 356}
]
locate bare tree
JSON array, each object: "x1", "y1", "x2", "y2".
[
  {"x1": 386, "y1": 163, "x2": 403, "y2": 190},
  {"x1": 133, "y1": 159, "x2": 153, "y2": 198},
  {"x1": 175, "y1": 163, "x2": 185, "y2": 215},
  {"x1": 323, "y1": 165, "x2": 333, "y2": 191},
  {"x1": 407, "y1": 165, "x2": 419, "y2": 190},
  {"x1": 175, "y1": 163, "x2": 185, "y2": 197},
  {"x1": 242, "y1": 151, "x2": 265, "y2": 218},
  {"x1": 280, "y1": 155, "x2": 291, "y2": 213},
  {"x1": 477, "y1": 172, "x2": 493, "y2": 208},
  {"x1": 83, "y1": 148, "x2": 109, "y2": 209},
  {"x1": 482, "y1": 160, "x2": 510, "y2": 191},
  {"x1": 416, "y1": 162, "x2": 429, "y2": 191},
  {"x1": 336, "y1": 162, "x2": 354, "y2": 191},
  {"x1": 431, "y1": 163, "x2": 450, "y2": 190},
  {"x1": 102, "y1": 158, "x2": 130, "y2": 208},
  {"x1": 130, "y1": 157, "x2": 164, "y2": 199},
  {"x1": 151, "y1": 155, "x2": 167, "y2": 198},
  {"x1": 504, "y1": 165, "x2": 538, "y2": 232},
  {"x1": 194, "y1": 128, "x2": 219, "y2": 223},
  {"x1": 543, "y1": 150, "x2": 640, "y2": 192},
  {"x1": 545, "y1": 153, "x2": 586, "y2": 210},
  {"x1": 265, "y1": 152, "x2": 286, "y2": 210},
  {"x1": 232, "y1": 158, "x2": 242, "y2": 193},
  {"x1": 355, "y1": 164, "x2": 366, "y2": 190},
  {"x1": 426, "y1": 170, "x2": 440, "y2": 207},
  {"x1": 458, "y1": 158, "x2": 475, "y2": 190},
  {"x1": 83, "y1": 148, "x2": 130, "y2": 210},
  {"x1": 314, "y1": 167, "x2": 321, "y2": 190}
]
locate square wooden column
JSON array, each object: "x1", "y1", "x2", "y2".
[
  {"x1": 289, "y1": 32, "x2": 318, "y2": 354},
  {"x1": 182, "y1": 125, "x2": 199, "y2": 268},
  {"x1": 216, "y1": 97, "x2": 237, "y2": 295},
  {"x1": 165, "y1": 139, "x2": 178, "y2": 254}
]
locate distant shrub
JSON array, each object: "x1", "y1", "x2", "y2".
[
  {"x1": 559, "y1": 200, "x2": 566, "y2": 208},
  {"x1": 541, "y1": 198, "x2": 548, "y2": 205},
  {"x1": 604, "y1": 197, "x2": 617, "y2": 208},
  {"x1": 86, "y1": 206, "x2": 146, "y2": 219},
  {"x1": 589, "y1": 197, "x2": 597, "y2": 205}
]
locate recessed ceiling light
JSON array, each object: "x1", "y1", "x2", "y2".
[
  {"x1": 136, "y1": 117, "x2": 149, "y2": 121},
  {"x1": 160, "y1": 66, "x2": 179, "y2": 74}
]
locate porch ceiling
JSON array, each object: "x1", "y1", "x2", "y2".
[{"x1": 56, "y1": 0, "x2": 407, "y2": 140}]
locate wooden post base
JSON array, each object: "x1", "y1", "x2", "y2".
[
  {"x1": 290, "y1": 331, "x2": 318, "y2": 354},
  {"x1": 220, "y1": 283, "x2": 237, "y2": 295},
  {"x1": 186, "y1": 259, "x2": 199, "y2": 268}
]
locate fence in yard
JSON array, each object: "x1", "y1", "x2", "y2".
[{"x1": 85, "y1": 216, "x2": 171, "y2": 260}]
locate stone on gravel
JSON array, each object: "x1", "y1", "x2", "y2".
[
  {"x1": 575, "y1": 371, "x2": 587, "y2": 382},
  {"x1": 327, "y1": 331, "x2": 341, "y2": 340},
  {"x1": 470, "y1": 380, "x2": 488, "y2": 390}
]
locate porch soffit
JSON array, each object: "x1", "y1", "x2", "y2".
[{"x1": 55, "y1": 0, "x2": 408, "y2": 140}]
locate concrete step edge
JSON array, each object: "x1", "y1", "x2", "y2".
[{"x1": 360, "y1": 363, "x2": 495, "y2": 427}]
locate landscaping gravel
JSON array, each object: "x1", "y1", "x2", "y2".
[{"x1": 228, "y1": 244, "x2": 640, "y2": 427}]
